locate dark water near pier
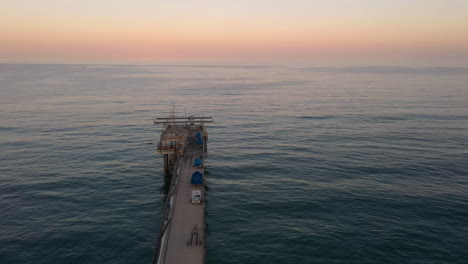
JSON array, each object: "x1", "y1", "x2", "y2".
[{"x1": 1, "y1": 63, "x2": 467, "y2": 264}]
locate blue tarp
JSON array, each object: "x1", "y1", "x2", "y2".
[
  {"x1": 193, "y1": 158, "x2": 203, "y2": 167},
  {"x1": 196, "y1": 138, "x2": 203, "y2": 147},
  {"x1": 191, "y1": 171, "x2": 203, "y2": 185},
  {"x1": 196, "y1": 132, "x2": 203, "y2": 139}
]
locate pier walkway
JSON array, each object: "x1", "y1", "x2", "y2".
[{"x1": 152, "y1": 117, "x2": 211, "y2": 264}]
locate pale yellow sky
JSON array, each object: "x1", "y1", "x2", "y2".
[{"x1": 1, "y1": 0, "x2": 468, "y2": 63}]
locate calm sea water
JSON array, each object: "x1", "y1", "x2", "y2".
[{"x1": 1, "y1": 63, "x2": 467, "y2": 264}]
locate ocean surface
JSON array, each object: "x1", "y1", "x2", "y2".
[{"x1": 1, "y1": 63, "x2": 467, "y2": 264}]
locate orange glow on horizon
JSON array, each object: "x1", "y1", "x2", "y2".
[{"x1": 1, "y1": 0, "x2": 468, "y2": 62}]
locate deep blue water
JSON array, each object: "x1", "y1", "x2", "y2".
[{"x1": 1, "y1": 63, "x2": 467, "y2": 264}]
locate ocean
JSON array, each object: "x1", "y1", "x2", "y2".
[{"x1": 1, "y1": 63, "x2": 467, "y2": 264}]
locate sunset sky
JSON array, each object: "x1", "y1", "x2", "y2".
[{"x1": 1, "y1": 0, "x2": 468, "y2": 63}]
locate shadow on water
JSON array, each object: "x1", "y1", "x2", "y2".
[
  {"x1": 204, "y1": 169, "x2": 210, "y2": 191},
  {"x1": 160, "y1": 177, "x2": 171, "y2": 197}
]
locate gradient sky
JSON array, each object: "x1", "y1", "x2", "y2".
[{"x1": 1, "y1": 0, "x2": 468, "y2": 63}]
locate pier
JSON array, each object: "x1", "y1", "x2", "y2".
[{"x1": 152, "y1": 115, "x2": 213, "y2": 264}]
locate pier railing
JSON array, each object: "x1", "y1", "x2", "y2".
[{"x1": 151, "y1": 154, "x2": 183, "y2": 264}]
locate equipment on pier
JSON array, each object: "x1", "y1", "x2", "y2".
[
  {"x1": 191, "y1": 171, "x2": 203, "y2": 185},
  {"x1": 193, "y1": 158, "x2": 203, "y2": 168},
  {"x1": 196, "y1": 138, "x2": 203, "y2": 148}
]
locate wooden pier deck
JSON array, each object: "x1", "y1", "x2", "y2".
[{"x1": 152, "y1": 117, "x2": 211, "y2": 264}]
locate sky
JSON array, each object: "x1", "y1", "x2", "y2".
[{"x1": 1, "y1": 0, "x2": 468, "y2": 64}]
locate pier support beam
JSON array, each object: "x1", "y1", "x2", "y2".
[
  {"x1": 163, "y1": 154, "x2": 178, "y2": 182},
  {"x1": 163, "y1": 154, "x2": 171, "y2": 181}
]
